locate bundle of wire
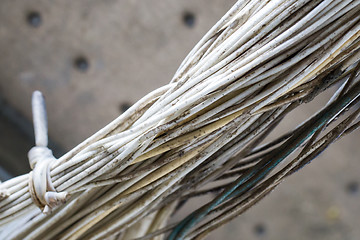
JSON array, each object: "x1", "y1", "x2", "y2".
[{"x1": 0, "y1": 0, "x2": 359, "y2": 239}]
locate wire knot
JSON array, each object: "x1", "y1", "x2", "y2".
[
  {"x1": 27, "y1": 91, "x2": 68, "y2": 214},
  {"x1": 28, "y1": 146, "x2": 53, "y2": 169}
]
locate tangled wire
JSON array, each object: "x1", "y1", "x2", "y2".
[{"x1": 0, "y1": 0, "x2": 360, "y2": 239}]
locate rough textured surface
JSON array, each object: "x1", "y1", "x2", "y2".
[
  {"x1": 0, "y1": 1, "x2": 359, "y2": 239},
  {"x1": 0, "y1": 0, "x2": 234, "y2": 149}
]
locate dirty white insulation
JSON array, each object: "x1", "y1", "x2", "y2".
[{"x1": 0, "y1": 0, "x2": 360, "y2": 239}]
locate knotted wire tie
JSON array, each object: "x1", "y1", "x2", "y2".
[{"x1": 28, "y1": 91, "x2": 68, "y2": 214}]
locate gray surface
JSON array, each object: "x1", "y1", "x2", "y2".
[
  {"x1": 0, "y1": 95, "x2": 33, "y2": 179},
  {"x1": 0, "y1": 1, "x2": 359, "y2": 239},
  {"x1": 0, "y1": 0, "x2": 234, "y2": 149}
]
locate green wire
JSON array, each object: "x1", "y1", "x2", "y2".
[{"x1": 168, "y1": 79, "x2": 360, "y2": 240}]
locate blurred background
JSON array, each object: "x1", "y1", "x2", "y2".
[{"x1": 0, "y1": 1, "x2": 359, "y2": 239}]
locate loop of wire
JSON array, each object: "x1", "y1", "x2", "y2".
[
  {"x1": 0, "y1": 1, "x2": 358, "y2": 239},
  {"x1": 28, "y1": 91, "x2": 68, "y2": 214}
]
